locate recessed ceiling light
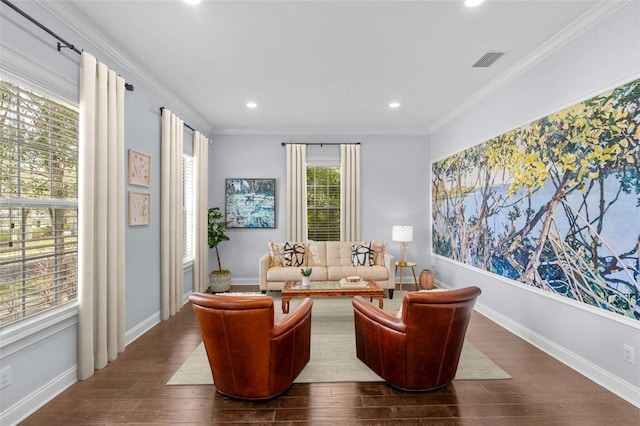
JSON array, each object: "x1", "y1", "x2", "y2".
[
  {"x1": 246, "y1": 102, "x2": 258, "y2": 109},
  {"x1": 183, "y1": 0, "x2": 201, "y2": 5},
  {"x1": 465, "y1": 0, "x2": 485, "y2": 7},
  {"x1": 389, "y1": 102, "x2": 400, "y2": 109}
]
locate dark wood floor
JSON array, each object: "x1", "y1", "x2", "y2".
[{"x1": 22, "y1": 286, "x2": 639, "y2": 425}]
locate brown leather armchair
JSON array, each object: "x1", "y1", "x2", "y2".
[
  {"x1": 189, "y1": 293, "x2": 313, "y2": 399},
  {"x1": 352, "y1": 286, "x2": 481, "y2": 391}
]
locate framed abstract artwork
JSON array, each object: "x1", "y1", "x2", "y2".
[
  {"x1": 128, "y1": 191, "x2": 151, "y2": 226},
  {"x1": 128, "y1": 150, "x2": 151, "y2": 187},
  {"x1": 225, "y1": 178, "x2": 276, "y2": 228}
]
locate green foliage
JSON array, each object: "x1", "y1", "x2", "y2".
[
  {"x1": 208, "y1": 207, "x2": 229, "y2": 272},
  {"x1": 307, "y1": 166, "x2": 341, "y2": 241},
  {"x1": 300, "y1": 267, "x2": 312, "y2": 277}
]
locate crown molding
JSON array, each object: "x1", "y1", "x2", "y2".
[
  {"x1": 0, "y1": 42, "x2": 77, "y2": 105},
  {"x1": 428, "y1": 0, "x2": 629, "y2": 134},
  {"x1": 37, "y1": 0, "x2": 212, "y2": 135}
]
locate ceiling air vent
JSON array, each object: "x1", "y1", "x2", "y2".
[{"x1": 472, "y1": 51, "x2": 506, "y2": 68}]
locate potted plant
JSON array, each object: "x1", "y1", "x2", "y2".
[
  {"x1": 300, "y1": 267, "x2": 312, "y2": 287},
  {"x1": 208, "y1": 207, "x2": 231, "y2": 292}
]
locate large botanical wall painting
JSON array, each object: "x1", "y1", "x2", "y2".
[{"x1": 432, "y1": 79, "x2": 640, "y2": 320}]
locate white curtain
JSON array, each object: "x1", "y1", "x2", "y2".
[
  {"x1": 193, "y1": 131, "x2": 209, "y2": 293},
  {"x1": 340, "y1": 144, "x2": 361, "y2": 241},
  {"x1": 286, "y1": 144, "x2": 307, "y2": 241},
  {"x1": 161, "y1": 109, "x2": 184, "y2": 319},
  {"x1": 77, "y1": 52, "x2": 126, "y2": 380}
]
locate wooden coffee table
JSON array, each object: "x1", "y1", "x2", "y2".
[{"x1": 281, "y1": 280, "x2": 384, "y2": 313}]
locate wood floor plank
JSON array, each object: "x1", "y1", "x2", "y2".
[{"x1": 19, "y1": 285, "x2": 639, "y2": 425}]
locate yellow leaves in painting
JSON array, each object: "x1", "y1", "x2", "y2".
[{"x1": 436, "y1": 79, "x2": 639, "y2": 201}]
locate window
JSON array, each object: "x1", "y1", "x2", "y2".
[
  {"x1": 182, "y1": 153, "x2": 195, "y2": 263},
  {"x1": 306, "y1": 166, "x2": 341, "y2": 241},
  {"x1": 0, "y1": 81, "x2": 79, "y2": 328}
]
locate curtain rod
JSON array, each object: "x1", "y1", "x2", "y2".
[
  {"x1": 281, "y1": 142, "x2": 360, "y2": 147},
  {"x1": 159, "y1": 107, "x2": 195, "y2": 132},
  {"x1": 1, "y1": 0, "x2": 134, "y2": 92}
]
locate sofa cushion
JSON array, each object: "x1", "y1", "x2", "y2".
[
  {"x1": 266, "y1": 266, "x2": 328, "y2": 282},
  {"x1": 327, "y1": 265, "x2": 389, "y2": 281},
  {"x1": 283, "y1": 242, "x2": 305, "y2": 266},
  {"x1": 351, "y1": 242, "x2": 374, "y2": 266}
]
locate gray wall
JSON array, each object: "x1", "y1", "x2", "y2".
[
  {"x1": 208, "y1": 134, "x2": 430, "y2": 282},
  {"x1": 429, "y1": 1, "x2": 640, "y2": 407}
]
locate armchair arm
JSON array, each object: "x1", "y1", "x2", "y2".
[
  {"x1": 352, "y1": 296, "x2": 406, "y2": 333},
  {"x1": 259, "y1": 252, "x2": 270, "y2": 290},
  {"x1": 272, "y1": 298, "x2": 313, "y2": 338}
]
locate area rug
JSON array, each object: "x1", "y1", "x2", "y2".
[{"x1": 167, "y1": 292, "x2": 511, "y2": 385}]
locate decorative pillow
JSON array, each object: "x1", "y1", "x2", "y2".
[
  {"x1": 371, "y1": 241, "x2": 386, "y2": 265},
  {"x1": 351, "y1": 242, "x2": 374, "y2": 266},
  {"x1": 283, "y1": 242, "x2": 305, "y2": 267},
  {"x1": 306, "y1": 240, "x2": 322, "y2": 266},
  {"x1": 268, "y1": 241, "x2": 284, "y2": 266}
]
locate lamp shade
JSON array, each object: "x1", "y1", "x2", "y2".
[{"x1": 392, "y1": 225, "x2": 413, "y2": 242}]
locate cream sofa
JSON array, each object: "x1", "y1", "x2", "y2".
[{"x1": 259, "y1": 241, "x2": 396, "y2": 298}]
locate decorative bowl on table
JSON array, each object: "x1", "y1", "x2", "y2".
[{"x1": 346, "y1": 276, "x2": 361, "y2": 283}]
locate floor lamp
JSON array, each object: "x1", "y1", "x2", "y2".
[{"x1": 392, "y1": 225, "x2": 413, "y2": 266}]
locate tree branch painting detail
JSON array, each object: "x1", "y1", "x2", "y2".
[{"x1": 432, "y1": 79, "x2": 640, "y2": 320}]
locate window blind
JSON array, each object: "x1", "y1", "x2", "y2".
[
  {"x1": 306, "y1": 166, "x2": 341, "y2": 241},
  {"x1": 0, "y1": 81, "x2": 79, "y2": 327},
  {"x1": 182, "y1": 154, "x2": 195, "y2": 263}
]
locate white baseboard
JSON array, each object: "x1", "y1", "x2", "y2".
[
  {"x1": 474, "y1": 301, "x2": 640, "y2": 409},
  {"x1": 125, "y1": 311, "x2": 160, "y2": 346},
  {"x1": 230, "y1": 278, "x2": 258, "y2": 285},
  {"x1": 1, "y1": 366, "x2": 77, "y2": 426}
]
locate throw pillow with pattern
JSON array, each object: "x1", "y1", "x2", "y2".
[
  {"x1": 283, "y1": 242, "x2": 305, "y2": 267},
  {"x1": 351, "y1": 242, "x2": 374, "y2": 266}
]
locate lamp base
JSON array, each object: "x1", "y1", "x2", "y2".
[{"x1": 397, "y1": 261, "x2": 408, "y2": 267}]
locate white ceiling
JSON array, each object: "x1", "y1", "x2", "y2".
[{"x1": 45, "y1": 0, "x2": 618, "y2": 135}]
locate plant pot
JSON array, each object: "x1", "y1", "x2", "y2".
[
  {"x1": 209, "y1": 270, "x2": 231, "y2": 293},
  {"x1": 301, "y1": 276, "x2": 310, "y2": 287}
]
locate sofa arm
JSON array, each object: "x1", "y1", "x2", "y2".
[
  {"x1": 384, "y1": 252, "x2": 395, "y2": 281},
  {"x1": 259, "y1": 253, "x2": 270, "y2": 290}
]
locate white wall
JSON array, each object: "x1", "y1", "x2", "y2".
[
  {"x1": 208, "y1": 134, "x2": 430, "y2": 283},
  {"x1": 430, "y1": 2, "x2": 640, "y2": 407}
]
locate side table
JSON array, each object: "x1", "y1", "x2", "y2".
[{"x1": 395, "y1": 261, "x2": 418, "y2": 291}]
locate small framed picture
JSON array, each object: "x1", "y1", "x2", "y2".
[
  {"x1": 129, "y1": 191, "x2": 151, "y2": 226},
  {"x1": 128, "y1": 150, "x2": 151, "y2": 187}
]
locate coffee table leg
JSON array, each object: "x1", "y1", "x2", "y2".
[
  {"x1": 282, "y1": 297, "x2": 290, "y2": 314},
  {"x1": 376, "y1": 296, "x2": 383, "y2": 309}
]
